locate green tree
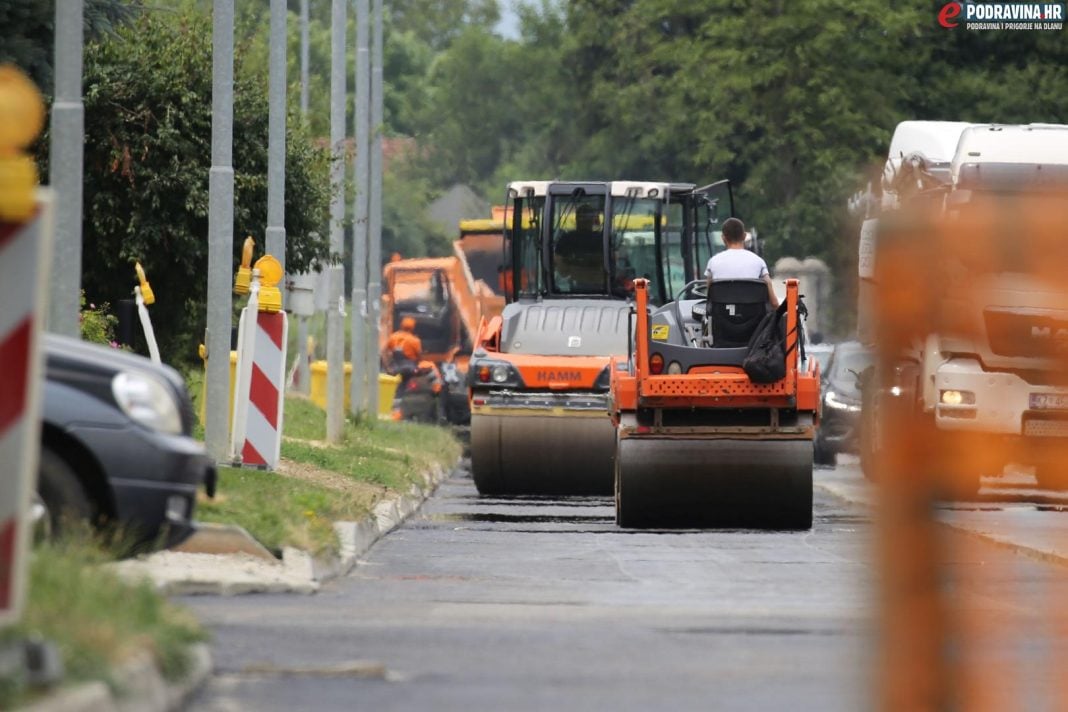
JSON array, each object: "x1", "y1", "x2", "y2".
[
  {"x1": 67, "y1": 8, "x2": 331, "y2": 365},
  {"x1": 0, "y1": 0, "x2": 142, "y2": 92},
  {"x1": 389, "y1": 0, "x2": 500, "y2": 51}
]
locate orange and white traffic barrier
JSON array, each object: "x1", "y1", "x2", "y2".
[{"x1": 229, "y1": 253, "x2": 287, "y2": 468}]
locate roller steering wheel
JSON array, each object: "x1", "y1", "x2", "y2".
[
  {"x1": 671, "y1": 280, "x2": 713, "y2": 346},
  {"x1": 674, "y1": 279, "x2": 708, "y2": 303}
]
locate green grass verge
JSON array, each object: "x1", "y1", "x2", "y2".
[
  {"x1": 0, "y1": 541, "x2": 205, "y2": 708},
  {"x1": 195, "y1": 396, "x2": 461, "y2": 555},
  {"x1": 195, "y1": 466, "x2": 370, "y2": 556}
]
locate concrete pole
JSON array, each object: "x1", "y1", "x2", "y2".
[
  {"x1": 205, "y1": 0, "x2": 235, "y2": 462},
  {"x1": 296, "y1": 0, "x2": 311, "y2": 394},
  {"x1": 350, "y1": 0, "x2": 370, "y2": 418},
  {"x1": 266, "y1": 0, "x2": 287, "y2": 276},
  {"x1": 325, "y1": 0, "x2": 347, "y2": 443},
  {"x1": 48, "y1": 0, "x2": 84, "y2": 337},
  {"x1": 299, "y1": 0, "x2": 310, "y2": 116},
  {"x1": 366, "y1": 0, "x2": 384, "y2": 418}
]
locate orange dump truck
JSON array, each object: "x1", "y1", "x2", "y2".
[
  {"x1": 610, "y1": 276, "x2": 820, "y2": 529},
  {"x1": 379, "y1": 211, "x2": 509, "y2": 423},
  {"x1": 456, "y1": 214, "x2": 507, "y2": 321}
]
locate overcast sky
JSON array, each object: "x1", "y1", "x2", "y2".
[{"x1": 494, "y1": 1, "x2": 523, "y2": 39}]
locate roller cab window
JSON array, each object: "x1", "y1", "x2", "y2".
[{"x1": 550, "y1": 192, "x2": 608, "y2": 296}]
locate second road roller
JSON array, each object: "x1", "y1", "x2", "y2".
[
  {"x1": 610, "y1": 275, "x2": 820, "y2": 529},
  {"x1": 468, "y1": 179, "x2": 730, "y2": 495}
]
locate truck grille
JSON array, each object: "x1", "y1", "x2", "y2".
[
  {"x1": 1023, "y1": 417, "x2": 1068, "y2": 438},
  {"x1": 983, "y1": 308, "x2": 1068, "y2": 359}
]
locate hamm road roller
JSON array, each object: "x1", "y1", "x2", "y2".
[
  {"x1": 468, "y1": 180, "x2": 727, "y2": 495},
  {"x1": 610, "y1": 276, "x2": 820, "y2": 528}
]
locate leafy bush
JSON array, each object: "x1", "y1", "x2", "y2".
[
  {"x1": 42, "y1": 7, "x2": 333, "y2": 368},
  {"x1": 78, "y1": 292, "x2": 118, "y2": 346}
]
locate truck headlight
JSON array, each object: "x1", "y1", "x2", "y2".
[
  {"x1": 112, "y1": 371, "x2": 182, "y2": 434},
  {"x1": 940, "y1": 389, "x2": 975, "y2": 406}
]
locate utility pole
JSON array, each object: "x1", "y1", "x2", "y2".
[
  {"x1": 266, "y1": 0, "x2": 287, "y2": 276},
  {"x1": 295, "y1": 0, "x2": 312, "y2": 395},
  {"x1": 350, "y1": 0, "x2": 370, "y2": 418},
  {"x1": 300, "y1": 0, "x2": 310, "y2": 116},
  {"x1": 326, "y1": 0, "x2": 347, "y2": 442},
  {"x1": 366, "y1": 0, "x2": 384, "y2": 418},
  {"x1": 48, "y1": 0, "x2": 84, "y2": 337},
  {"x1": 206, "y1": 0, "x2": 235, "y2": 462}
]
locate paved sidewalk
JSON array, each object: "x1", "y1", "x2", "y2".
[{"x1": 816, "y1": 459, "x2": 1068, "y2": 566}]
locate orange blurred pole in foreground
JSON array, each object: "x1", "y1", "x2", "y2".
[{"x1": 872, "y1": 192, "x2": 1068, "y2": 711}]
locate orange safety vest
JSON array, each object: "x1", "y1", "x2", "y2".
[{"x1": 385, "y1": 330, "x2": 422, "y2": 362}]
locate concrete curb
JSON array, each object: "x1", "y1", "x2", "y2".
[
  {"x1": 281, "y1": 461, "x2": 452, "y2": 589},
  {"x1": 815, "y1": 479, "x2": 1068, "y2": 568},
  {"x1": 19, "y1": 642, "x2": 212, "y2": 712},
  {"x1": 115, "y1": 461, "x2": 455, "y2": 596}
]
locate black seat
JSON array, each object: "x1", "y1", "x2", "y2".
[{"x1": 706, "y1": 279, "x2": 770, "y2": 348}]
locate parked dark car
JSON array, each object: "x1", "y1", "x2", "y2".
[
  {"x1": 36, "y1": 334, "x2": 215, "y2": 549},
  {"x1": 814, "y1": 341, "x2": 874, "y2": 466},
  {"x1": 805, "y1": 342, "x2": 834, "y2": 378}
]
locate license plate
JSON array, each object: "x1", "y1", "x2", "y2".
[{"x1": 1030, "y1": 393, "x2": 1068, "y2": 410}]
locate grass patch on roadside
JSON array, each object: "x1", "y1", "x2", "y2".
[
  {"x1": 0, "y1": 541, "x2": 204, "y2": 708},
  {"x1": 195, "y1": 395, "x2": 461, "y2": 554},
  {"x1": 196, "y1": 467, "x2": 371, "y2": 556}
]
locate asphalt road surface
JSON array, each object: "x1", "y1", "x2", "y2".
[{"x1": 186, "y1": 462, "x2": 1068, "y2": 711}]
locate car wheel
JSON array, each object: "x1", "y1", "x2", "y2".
[
  {"x1": 37, "y1": 448, "x2": 92, "y2": 538},
  {"x1": 813, "y1": 435, "x2": 837, "y2": 467}
]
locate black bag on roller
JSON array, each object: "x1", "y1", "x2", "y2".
[{"x1": 742, "y1": 301, "x2": 788, "y2": 383}]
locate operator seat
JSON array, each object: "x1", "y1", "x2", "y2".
[{"x1": 706, "y1": 279, "x2": 770, "y2": 348}]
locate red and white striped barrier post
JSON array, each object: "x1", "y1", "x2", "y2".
[
  {"x1": 230, "y1": 254, "x2": 287, "y2": 468},
  {"x1": 0, "y1": 66, "x2": 51, "y2": 627}
]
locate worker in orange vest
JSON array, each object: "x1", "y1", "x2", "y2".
[{"x1": 382, "y1": 316, "x2": 422, "y2": 370}]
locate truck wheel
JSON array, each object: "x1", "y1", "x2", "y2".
[
  {"x1": 37, "y1": 448, "x2": 92, "y2": 538},
  {"x1": 1035, "y1": 463, "x2": 1068, "y2": 491},
  {"x1": 858, "y1": 412, "x2": 878, "y2": 481},
  {"x1": 858, "y1": 379, "x2": 879, "y2": 481}
]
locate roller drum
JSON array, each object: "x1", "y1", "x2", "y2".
[
  {"x1": 615, "y1": 437, "x2": 813, "y2": 529},
  {"x1": 470, "y1": 412, "x2": 616, "y2": 495}
]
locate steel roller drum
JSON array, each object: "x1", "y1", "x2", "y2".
[
  {"x1": 615, "y1": 438, "x2": 813, "y2": 529},
  {"x1": 470, "y1": 412, "x2": 616, "y2": 495}
]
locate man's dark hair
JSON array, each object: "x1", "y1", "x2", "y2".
[{"x1": 722, "y1": 217, "x2": 746, "y2": 244}]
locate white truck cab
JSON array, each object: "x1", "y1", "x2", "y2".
[
  {"x1": 929, "y1": 126, "x2": 1068, "y2": 476},
  {"x1": 860, "y1": 122, "x2": 1068, "y2": 491}
]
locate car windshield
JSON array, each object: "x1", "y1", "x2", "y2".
[
  {"x1": 809, "y1": 348, "x2": 832, "y2": 374},
  {"x1": 831, "y1": 348, "x2": 873, "y2": 395}
]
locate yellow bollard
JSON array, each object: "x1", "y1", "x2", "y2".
[
  {"x1": 198, "y1": 347, "x2": 238, "y2": 428},
  {"x1": 378, "y1": 373, "x2": 401, "y2": 416},
  {"x1": 309, "y1": 361, "x2": 400, "y2": 418}
]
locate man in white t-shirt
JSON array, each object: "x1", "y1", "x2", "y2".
[{"x1": 704, "y1": 217, "x2": 779, "y2": 307}]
